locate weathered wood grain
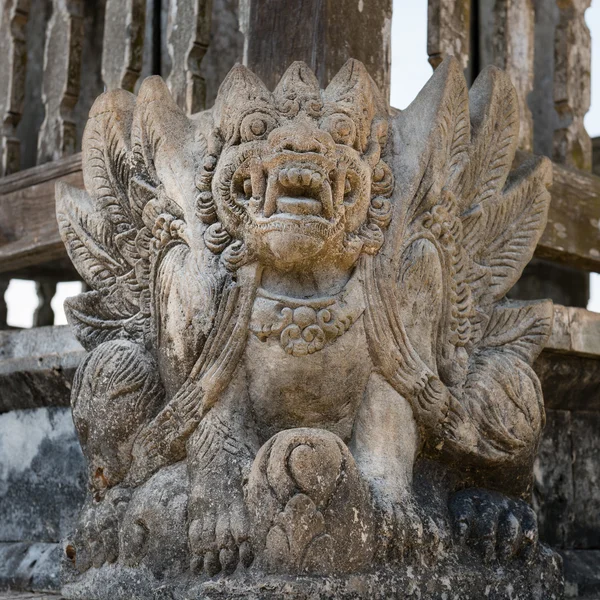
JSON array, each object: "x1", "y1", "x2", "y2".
[
  {"x1": 553, "y1": 0, "x2": 592, "y2": 171},
  {"x1": 0, "y1": 0, "x2": 30, "y2": 177},
  {"x1": 478, "y1": 0, "x2": 535, "y2": 151},
  {"x1": 427, "y1": 0, "x2": 470, "y2": 71},
  {"x1": 37, "y1": 0, "x2": 84, "y2": 165},
  {"x1": 245, "y1": 0, "x2": 392, "y2": 100},
  {"x1": 536, "y1": 160, "x2": 600, "y2": 271},
  {"x1": 166, "y1": 0, "x2": 212, "y2": 113},
  {"x1": 102, "y1": 0, "x2": 146, "y2": 91}
]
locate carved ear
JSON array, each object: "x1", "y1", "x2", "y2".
[
  {"x1": 131, "y1": 76, "x2": 201, "y2": 218},
  {"x1": 212, "y1": 64, "x2": 272, "y2": 142},
  {"x1": 324, "y1": 59, "x2": 386, "y2": 151},
  {"x1": 459, "y1": 66, "x2": 520, "y2": 211}
]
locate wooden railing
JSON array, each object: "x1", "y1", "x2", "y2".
[
  {"x1": 0, "y1": 0, "x2": 598, "y2": 323},
  {"x1": 0, "y1": 0, "x2": 244, "y2": 328}
]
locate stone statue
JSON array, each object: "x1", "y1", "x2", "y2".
[{"x1": 57, "y1": 58, "x2": 562, "y2": 598}]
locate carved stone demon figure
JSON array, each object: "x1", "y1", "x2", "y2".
[{"x1": 57, "y1": 59, "x2": 561, "y2": 598}]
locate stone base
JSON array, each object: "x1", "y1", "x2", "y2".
[{"x1": 61, "y1": 546, "x2": 563, "y2": 600}]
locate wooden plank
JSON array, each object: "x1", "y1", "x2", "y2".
[
  {"x1": 244, "y1": 0, "x2": 392, "y2": 99},
  {"x1": 427, "y1": 0, "x2": 470, "y2": 71},
  {"x1": 478, "y1": 0, "x2": 535, "y2": 151},
  {"x1": 536, "y1": 159, "x2": 600, "y2": 271},
  {"x1": 37, "y1": 0, "x2": 84, "y2": 165},
  {"x1": 553, "y1": 0, "x2": 592, "y2": 171},
  {"x1": 102, "y1": 0, "x2": 146, "y2": 91},
  {"x1": 0, "y1": 0, "x2": 30, "y2": 176},
  {"x1": 0, "y1": 153, "x2": 82, "y2": 273},
  {"x1": 166, "y1": 0, "x2": 213, "y2": 113}
]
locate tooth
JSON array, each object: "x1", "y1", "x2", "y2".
[
  {"x1": 310, "y1": 173, "x2": 323, "y2": 189},
  {"x1": 300, "y1": 169, "x2": 312, "y2": 187},
  {"x1": 278, "y1": 169, "x2": 290, "y2": 187},
  {"x1": 264, "y1": 174, "x2": 279, "y2": 217},
  {"x1": 321, "y1": 181, "x2": 334, "y2": 219},
  {"x1": 333, "y1": 167, "x2": 347, "y2": 207},
  {"x1": 249, "y1": 158, "x2": 266, "y2": 198},
  {"x1": 344, "y1": 178, "x2": 352, "y2": 194},
  {"x1": 289, "y1": 168, "x2": 301, "y2": 186},
  {"x1": 243, "y1": 179, "x2": 252, "y2": 197}
]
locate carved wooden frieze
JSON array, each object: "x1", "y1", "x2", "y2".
[{"x1": 57, "y1": 59, "x2": 561, "y2": 598}]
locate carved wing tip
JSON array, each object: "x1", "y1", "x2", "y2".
[{"x1": 88, "y1": 87, "x2": 136, "y2": 120}]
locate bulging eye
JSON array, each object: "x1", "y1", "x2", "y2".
[
  {"x1": 240, "y1": 112, "x2": 276, "y2": 142},
  {"x1": 321, "y1": 114, "x2": 356, "y2": 146}
]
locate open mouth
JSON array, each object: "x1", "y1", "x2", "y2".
[
  {"x1": 231, "y1": 152, "x2": 356, "y2": 224},
  {"x1": 265, "y1": 165, "x2": 333, "y2": 219}
]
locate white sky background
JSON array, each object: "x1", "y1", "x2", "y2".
[{"x1": 5, "y1": 1, "x2": 600, "y2": 326}]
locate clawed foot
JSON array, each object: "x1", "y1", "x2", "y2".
[
  {"x1": 449, "y1": 488, "x2": 538, "y2": 564},
  {"x1": 188, "y1": 492, "x2": 254, "y2": 576},
  {"x1": 65, "y1": 487, "x2": 131, "y2": 572}
]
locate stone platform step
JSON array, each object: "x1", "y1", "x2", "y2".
[{"x1": 0, "y1": 594, "x2": 62, "y2": 599}]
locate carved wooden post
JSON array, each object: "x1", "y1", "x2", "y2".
[
  {"x1": 244, "y1": 0, "x2": 392, "y2": 99},
  {"x1": 37, "y1": 0, "x2": 84, "y2": 164},
  {"x1": 166, "y1": 0, "x2": 213, "y2": 114},
  {"x1": 427, "y1": 0, "x2": 470, "y2": 71},
  {"x1": 102, "y1": 0, "x2": 146, "y2": 91},
  {"x1": 0, "y1": 0, "x2": 30, "y2": 176},
  {"x1": 33, "y1": 280, "x2": 57, "y2": 327},
  {"x1": 478, "y1": 0, "x2": 535, "y2": 151},
  {"x1": 553, "y1": 0, "x2": 592, "y2": 171}
]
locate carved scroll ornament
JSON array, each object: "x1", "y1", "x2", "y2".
[{"x1": 57, "y1": 58, "x2": 559, "y2": 598}]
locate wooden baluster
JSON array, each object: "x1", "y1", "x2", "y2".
[
  {"x1": 102, "y1": 0, "x2": 146, "y2": 91},
  {"x1": 166, "y1": 0, "x2": 213, "y2": 114},
  {"x1": 0, "y1": 0, "x2": 30, "y2": 176},
  {"x1": 0, "y1": 278, "x2": 9, "y2": 330},
  {"x1": 478, "y1": 0, "x2": 535, "y2": 151},
  {"x1": 37, "y1": 0, "x2": 84, "y2": 164},
  {"x1": 33, "y1": 280, "x2": 56, "y2": 327},
  {"x1": 553, "y1": 0, "x2": 592, "y2": 171},
  {"x1": 427, "y1": 0, "x2": 471, "y2": 71}
]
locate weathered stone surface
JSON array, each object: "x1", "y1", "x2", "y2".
[
  {"x1": 0, "y1": 408, "x2": 86, "y2": 544},
  {"x1": 561, "y1": 550, "x2": 600, "y2": 599},
  {"x1": 55, "y1": 57, "x2": 560, "y2": 597},
  {"x1": 0, "y1": 543, "x2": 62, "y2": 593},
  {"x1": 0, "y1": 326, "x2": 84, "y2": 413},
  {"x1": 533, "y1": 409, "x2": 573, "y2": 548}
]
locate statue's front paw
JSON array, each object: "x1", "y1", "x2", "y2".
[
  {"x1": 189, "y1": 488, "x2": 253, "y2": 576},
  {"x1": 449, "y1": 488, "x2": 538, "y2": 564}
]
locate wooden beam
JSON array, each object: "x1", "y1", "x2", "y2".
[
  {"x1": 0, "y1": 147, "x2": 599, "y2": 275},
  {"x1": 0, "y1": 153, "x2": 82, "y2": 274},
  {"x1": 536, "y1": 159, "x2": 600, "y2": 271},
  {"x1": 244, "y1": 0, "x2": 392, "y2": 100}
]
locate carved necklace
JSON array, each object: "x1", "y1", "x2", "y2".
[{"x1": 249, "y1": 272, "x2": 365, "y2": 357}]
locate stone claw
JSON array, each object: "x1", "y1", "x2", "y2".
[{"x1": 449, "y1": 488, "x2": 539, "y2": 564}]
